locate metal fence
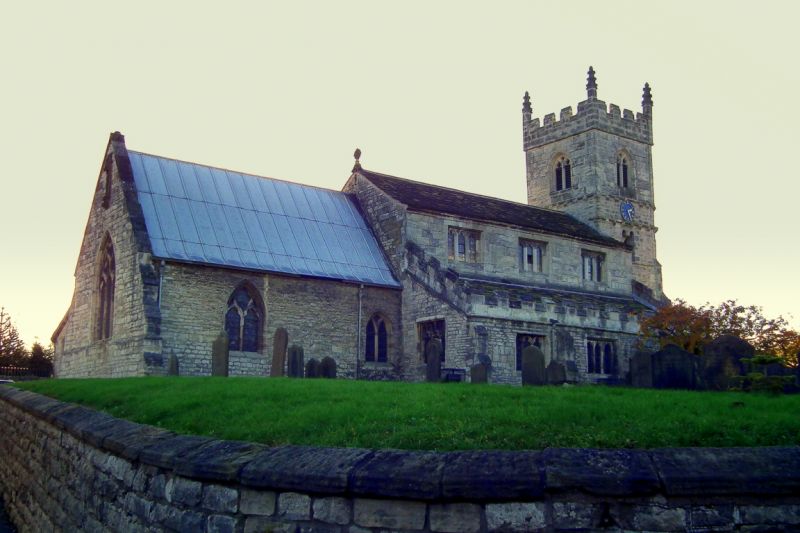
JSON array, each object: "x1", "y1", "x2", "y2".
[{"x1": 0, "y1": 366, "x2": 52, "y2": 379}]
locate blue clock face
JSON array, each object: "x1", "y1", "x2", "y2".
[{"x1": 620, "y1": 202, "x2": 635, "y2": 222}]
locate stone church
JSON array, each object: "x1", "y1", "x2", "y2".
[{"x1": 52, "y1": 68, "x2": 666, "y2": 384}]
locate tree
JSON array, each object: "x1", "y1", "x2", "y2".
[
  {"x1": 640, "y1": 299, "x2": 799, "y2": 365},
  {"x1": 0, "y1": 307, "x2": 27, "y2": 368},
  {"x1": 29, "y1": 341, "x2": 54, "y2": 377}
]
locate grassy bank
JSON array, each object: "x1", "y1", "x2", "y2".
[{"x1": 13, "y1": 377, "x2": 800, "y2": 450}]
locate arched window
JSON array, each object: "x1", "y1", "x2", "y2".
[
  {"x1": 365, "y1": 314, "x2": 388, "y2": 363},
  {"x1": 225, "y1": 284, "x2": 263, "y2": 352},
  {"x1": 586, "y1": 342, "x2": 594, "y2": 373},
  {"x1": 96, "y1": 237, "x2": 115, "y2": 340},
  {"x1": 616, "y1": 155, "x2": 630, "y2": 188},
  {"x1": 603, "y1": 343, "x2": 613, "y2": 375},
  {"x1": 587, "y1": 339, "x2": 617, "y2": 375},
  {"x1": 554, "y1": 156, "x2": 572, "y2": 191}
]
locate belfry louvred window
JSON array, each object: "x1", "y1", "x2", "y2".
[
  {"x1": 616, "y1": 155, "x2": 629, "y2": 188},
  {"x1": 225, "y1": 285, "x2": 262, "y2": 352},
  {"x1": 555, "y1": 156, "x2": 572, "y2": 191},
  {"x1": 96, "y1": 237, "x2": 115, "y2": 340}
]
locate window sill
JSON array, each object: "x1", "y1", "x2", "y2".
[{"x1": 363, "y1": 361, "x2": 391, "y2": 367}]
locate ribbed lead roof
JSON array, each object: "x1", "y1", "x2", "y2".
[{"x1": 128, "y1": 151, "x2": 399, "y2": 288}]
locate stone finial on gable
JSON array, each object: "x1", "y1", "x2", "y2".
[
  {"x1": 522, "y1": 91, "x2": 532, "y2": 121},
  {"x1": 586, "y1": 66, "x2": 598, "y2": 100},
  {"x1": 642, "y1": 83, "x2": 653, "y2": 114},
  {"x1": 352, "y1": 148, "x2": 362, "y2": 172}
]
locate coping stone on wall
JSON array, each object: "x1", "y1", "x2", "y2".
[
  {"x1": 441, "y1": 450, "x2": 545, "y2": 501},
  {"x1": 542, "y1": 448, "x2": 660, "y2": 496},
  {"x1": 350, "y1": 450, "x2": 445, "y2": 500}
]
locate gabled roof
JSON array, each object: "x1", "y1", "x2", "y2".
[
  {"x1": 128, "y1": 151, "x2": 400, "y2": 288},
  {"x1": 358, "y1": 169, "x2": 623, "y2": 248}
]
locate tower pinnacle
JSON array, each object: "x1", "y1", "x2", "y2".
[
  {"x1": 522, "y1": 91, "x2": 532, "y2": 121},
  {"x1": 586, "y1": 66, "x2": 597, "y2": 99},
  {"x1": 642, "y1": 83, "x2": 653, "y2": 114}
]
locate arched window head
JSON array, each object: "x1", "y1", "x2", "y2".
[
  {"x1": 616, "y1": 154, "x2": 630, "y2": 188},
  {"x1": 554, "y1": 156, "x2": 572, "y2": 191},
  {"x1": 96, "y1": 237, "x2": 115, "y2": 340},
  {"x1": 225, "y1": 284, "x2": 263, "y2": 352},
  {"x1": 366, "y1": 314, "x2": 389, "y2": 363}
]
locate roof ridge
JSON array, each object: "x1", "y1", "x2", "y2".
[
  {"x1": 358, "y1": 168, "x2": 572, "y2": 217},
  {"x1": 128, "y1": 149, "x2": 341, "y2": 195}
]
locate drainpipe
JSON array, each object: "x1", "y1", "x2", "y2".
[
  {"x1": 157, "y1": 260, "x2": 166, "y2": 309},
  {"x1": 356, "y1": 284, "x2": 364, "y2": 379},
  {"x1": 549, "y1": 318, "x2": 559, "y2": 366}
]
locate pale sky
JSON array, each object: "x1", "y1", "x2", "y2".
[{"x1": 1, "y1": 1, "x2": 798, "y2": 346}]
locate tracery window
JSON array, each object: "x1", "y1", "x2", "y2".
[
  {"x1": 96, "y1": 237, "x2": 115, "y2": 340},
  {"x1": 365, "y1": 314, "x2": 389, "y2": 363},
  {"x1": 225, "y1": 285, "x2": 263, "y2": 352},
  {"x1": 586, "y1": 340, "x2": 617, "y2": 375},
  {"x1": 616, "y1": 155, "x2": 629, "y2": 188},
  {"x1": 519, "y1": 239, "x2": 545, "y2": 273},
  {"x1": 582, "y1": 250, "x2": 605, "y2": 282},
  {"x1": 555, "y1": 156, "x2": 572, "y2": 191},
  {"x1": 516, "y1": 333, "x2": 544, "y2": 371},
  {"x1": 447, "y1": 227, "x2": 480, "y2": 263}
]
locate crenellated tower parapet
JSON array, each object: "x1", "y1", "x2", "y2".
[{"x1": 523, "y1": 68, "x2": 652, "y2": 151}]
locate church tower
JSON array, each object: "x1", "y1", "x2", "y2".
[{"x1": 523, "y1": 67, "x2": 663, "y2": 300}]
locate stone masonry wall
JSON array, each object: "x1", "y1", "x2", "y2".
[
  {"x1": 160, "y1": 262, "x2": 402, "y2": 379},
  {"x1": 2, "y1": 387, "x2": 800, "y2": 533},
  {"x1": 54, "y1": 134, "x2": 161, "y2": 378}
]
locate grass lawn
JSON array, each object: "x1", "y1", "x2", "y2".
[{"x1": 13, "y1": 377, "x2": 800, "y2": 451}]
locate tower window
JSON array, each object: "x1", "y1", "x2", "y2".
[
  {"x1": 519, "y1": 239, "x2": 545, "y2": 273},
  {"x1": 96, "y1": 237, "x2": 115, "y2": 340},
  {"x1": 555, "y1": 157, "x2": 572, "y2": 191},
  {"x1": 225, "y1": 284, "x2": 263, "y2": 352},
  {"x1": 366, "y1": 314, "x2": 389, "y2": 363},
  {"x1": 448, "y1": 227, "x2": 480, "y2": 263},
  {"x1": 582, "y1": 250, "x2": 605, "y2": 282},
  {"x1": 616, "y1": 155, "x2": 630, "y2": 188}
]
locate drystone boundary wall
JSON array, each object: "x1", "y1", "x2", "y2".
[{"x1": 1, "y1": 387, "x2": 799, "y2": 533}]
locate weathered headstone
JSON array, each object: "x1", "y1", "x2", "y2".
[
  {"x1": 305, "y1": 358, "x2": 320, "y2": 378},
  {"x1": 270, "y1": 327, "x2": 289, "y2": 377},
  {"x1": 546, "y1": 360, "x2": 567, "y2": 385},
  {"x1": 211, "y1": 331, "x2": 229, "y2": 377},
  {"x1": 287, "y1": 345, "x2": 304, "y2": 378},
  {"x1": 167, "y1": 352, "x2": 179, "y2": 376},
  {"x1": 630, "y1": 351, "x2": 653, "y2": 388},
  {"x1": 651, "y1": 344, "x2": 699, "y2": 390},
  {"x1": 702, "y1": 334, "x2": 755, "y2": 390},
  {"x1": 521, "y1": 345, "x2": 546, "y2": 386},
  {"x1": 425, "y1": 338, "x2": 443, "y2": 382},
  {"x1": 320, "y1": 357, "x2": 337, "y2": 379},
  {"x1": 470, "y1": 363, "x2": 488, "y2": 384}
]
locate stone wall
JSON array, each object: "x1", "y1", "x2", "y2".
[
  {"x1": 159, "y1": 263, "x2": 402, "y2": 379},
  {"x1": 2, "y1": 387, "x2": 800, "y2": 532}
]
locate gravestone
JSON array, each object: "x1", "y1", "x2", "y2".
[
  {"x1": 425, "y1": 338, "x2": 443, "y2": 382},
  {"x1": 702, "y1": 334, "x2": 755, "y2": 390},
  {"x1": 521, "y1": 345, "x2": 546, "y2": 386},
  {"x1": 651, "y1": 344, "x2": 699, "y2": 390},
  {"x1": 470, "y1": 363, "x2": 488, "y2": 384},
  {"x1": 287, "y1": 345, "x2": 304, "y2": 378},
  {"x1": 630, "y1": 351, "x2": 653, "y2": 388},
  {"x1": 270, "y1": 328, "x2": 289, "y2": 377},
  {"x1": 167, "y1": 352, "x2": 179, "y2": 376},
  {"x1": 320, "y1": 357, "x2": 337, "y2": 379},
  {"x1": 545, "y1": 360, "x2": 566, "y2": 385},
  {"x1": 211, "y1": 331, "x2": 229, "y2": 377},
  {"x1": 305, "y1": 358, "x2": 320, "y2": 378}
]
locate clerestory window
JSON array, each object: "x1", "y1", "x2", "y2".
[
  {"x1": 225, "y1": 284, "x2": 263, "y2": 352},
  {"x1": 519, "y1": 239, "x2": 546, "y2": 273},
  {"x1": 365, "y1": 314, "x2": 389, "y2": 363},
  {"x1": 447, "y1": 227, "x2": 480, "y2": 263},
  {"x1": 582, "y1": 250, "x2": 605, "y2": 282},
  {"x1": 555, "y1": 156, "x2": 572, "y2": 191}
]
